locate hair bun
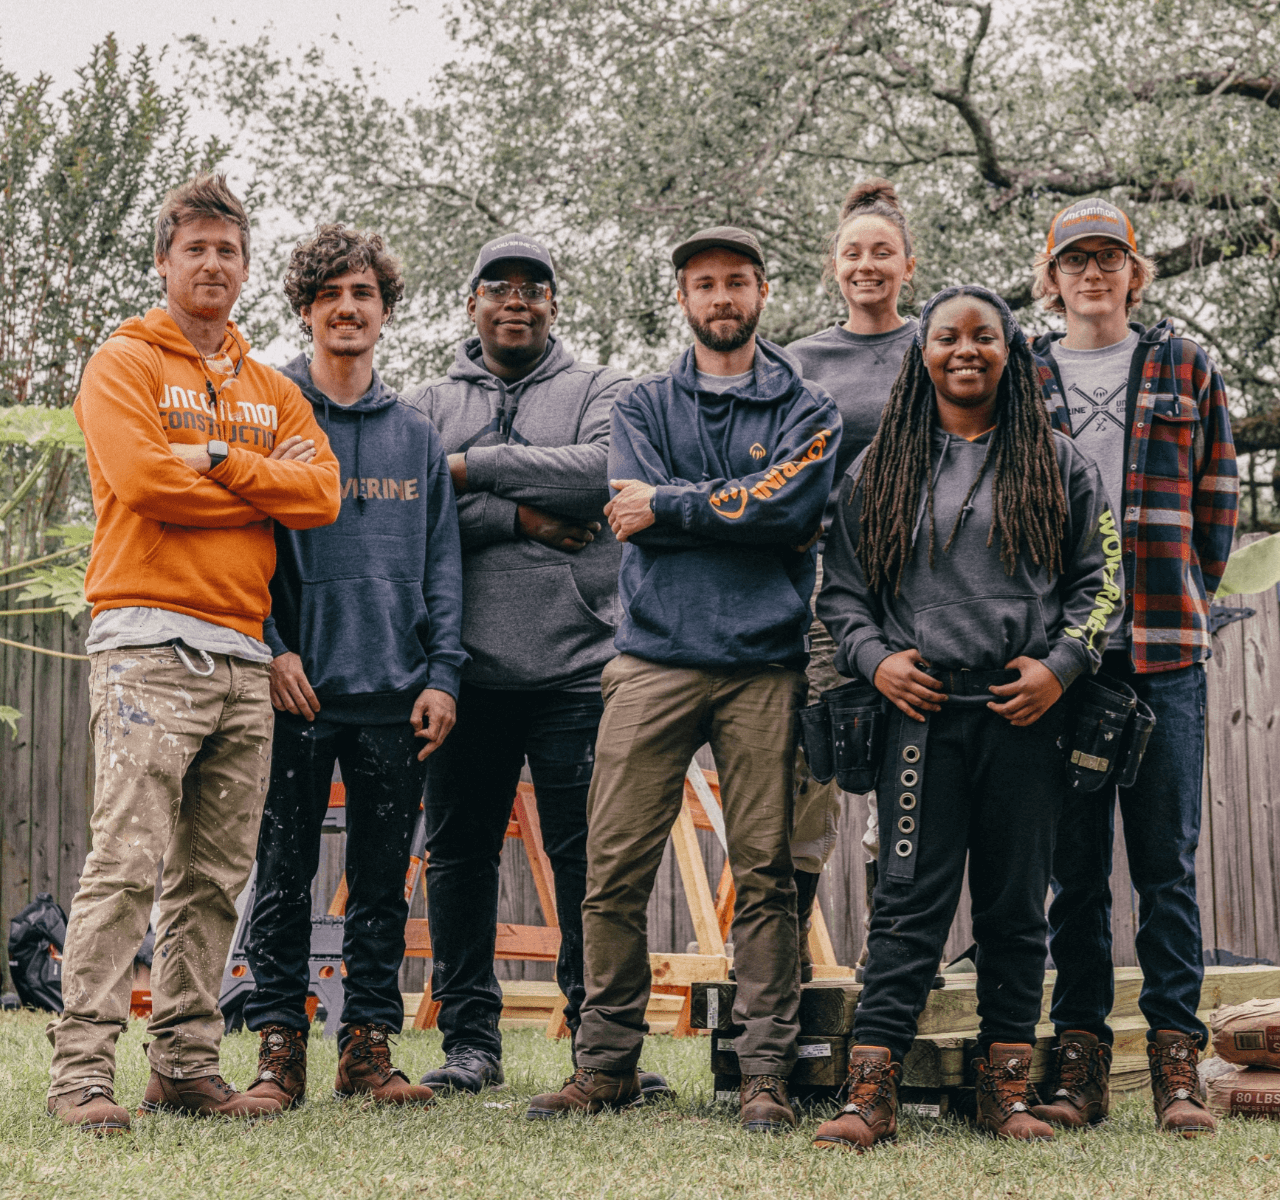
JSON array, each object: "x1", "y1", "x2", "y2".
[{"x1": 841, "y1": 178, "x2": 902, "y2": 221}]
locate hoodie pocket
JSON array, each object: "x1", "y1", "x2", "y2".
[
  {"x1": 914, "y1": 594, "x2": 1049, "y2": 670},
  {"x1": 463, "y1": 562, "x2": 616, "y2": 686}
]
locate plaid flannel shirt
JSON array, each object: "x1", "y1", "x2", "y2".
[{"x1": 1034, "y1": 319, "x2": 1238, "y2": 674}]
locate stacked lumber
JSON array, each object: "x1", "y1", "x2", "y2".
[{"x1": 691, "y1": 964, "x2": 1280, "y2": 1107}]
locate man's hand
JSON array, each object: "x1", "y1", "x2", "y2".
[
  {"x1": 873, "y1": 649, "x2": 946, "y2": 723},
  {"x1": 269, "y1": 435, "x2": 317, "y2": 463},
  {"x1": 447, "y1": 452, "x2": 469, "y2": 494},
  {"x1": 517, "y1": 504, "x2": 601, "y2": 552},
  {"x1": 605, "y1": 479, "x2": 657, "y2": 543},
  {"x1": 987, "y1": 656, "x2": 1063, "y2": 727},
  {"x1": 270, "y1": 651, "x2": 320, "y2": 720},
  {"x1": 411, "y1": 688, "x2": 457, "y2": 760}
]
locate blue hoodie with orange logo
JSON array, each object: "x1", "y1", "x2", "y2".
[{"x1": 608, "y1": 338, "x2": 840, "y2": 668}]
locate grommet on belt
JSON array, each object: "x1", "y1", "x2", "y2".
[{"x1": 886, "y1": 717, "x2": 926, "y2": 882}]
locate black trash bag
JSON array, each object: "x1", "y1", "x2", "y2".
[{"x1": 7, "y1": 892, "x2": 66, "y2": 1012}]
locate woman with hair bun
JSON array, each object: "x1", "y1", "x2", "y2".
[{"x1": 785, "y1": 180, "x2": 920, "y2": 983}]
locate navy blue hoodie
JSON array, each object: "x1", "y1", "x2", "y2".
[
  {"x1": 608, "y1": 339, "x2": 840, "y2": 668},
  {"x1": 263, "y1": 356, "x2": 467, "y2": 722}
]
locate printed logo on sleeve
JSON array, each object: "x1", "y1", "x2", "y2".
[{"x1": 708, "y1": 428, "x2": 833, "y2": 521}]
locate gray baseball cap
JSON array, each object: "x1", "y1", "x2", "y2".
[
  {"x1": 469, "y1": 233, "x2": 557, "y2": 292},
  {"x1": 671, "y1": 226, "x2": 766, "y2": 273}
]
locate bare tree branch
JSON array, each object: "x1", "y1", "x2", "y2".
[{"x1": 1132, "y1": 72, "x2": 1280, "y2": 108}]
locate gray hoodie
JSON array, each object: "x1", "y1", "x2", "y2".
[
  {"x1": 817, "y1": 428, "x2": 1123, "y2": 693},
  {"x1": 407, "y1": 335, "x2": 629, "y2": 691}
]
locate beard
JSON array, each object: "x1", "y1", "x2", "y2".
[{"x1": 687, "y1": 298, "x2": 763, "y2": 353}]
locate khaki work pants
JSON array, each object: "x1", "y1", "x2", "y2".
[
  {"x1": 47, "y1": 646, "x2": 272, "y2": 1097},
  {"x1": 577, "y1": 654, "x2": 806, "y2": 1076}
]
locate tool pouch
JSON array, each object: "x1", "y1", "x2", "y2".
[
  {"x1": 1064, "y1": 675, "x2": 1137, "y2": 792},
  {"x1": 1115, "y1": 697, "x2": 1156, "y2": 790},
  {"x1": 824, "y1": 681, "x2": 886, "y2": 794},
  {"x1": 798, "y1": 701, "x2": 836, "y2": 785}
]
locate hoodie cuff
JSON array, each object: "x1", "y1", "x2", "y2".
[
  {"x1": 853, "y1": 637, "x2": 894, "y2": 687},
  {"x1": 479, "y1": 493, "x2": 521, "y2": 543},
  {"x1": 652, "y1": 485, "x2": 687, "y2": 529},
  {"x1": 425, "y1": 661, "x2": 462, "y2": 701},
  {"x1": 464, "y1": 446, "x2": 501, "y2": 493},
  {"x1": 1044, "y1": 638, "x2": 1091, "y2": 693},
  {"x1": 262, "y1": 619, "x2": 290, "y2": 659}
]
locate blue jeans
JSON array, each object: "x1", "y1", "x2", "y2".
[
  {"x1": 423, "y1": 685, "x2": 601, "y2": 1060},
  {"x1": 244, "y1": 713, "x2": 428, "y2": 1044},
  {"x1": 1047, "y1": 654, "x2": 1208, "y2": 1046}
]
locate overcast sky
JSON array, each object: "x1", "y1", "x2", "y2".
[{"x1": 1, "y1": 0, "x2": 457, "y2": 104}]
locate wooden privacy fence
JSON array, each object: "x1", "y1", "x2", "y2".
[{"x1": 2, "y1": 548, "x2": 1278, "y2": 991}]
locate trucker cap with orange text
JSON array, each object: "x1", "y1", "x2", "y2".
[{"x1": 1045, "y1": 199, "x2": 1138, "y2": 256}]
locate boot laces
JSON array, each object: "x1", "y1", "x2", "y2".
[
  {"x1": 564, "y1": 1065, "x2": 600, "y2": 1090},
  {"x1": 978, "y1": 1055, "x2": 1031, "y2": 1119},
  {"x1": 80, "y1": 1084, "x2": 114, "y2": 1104},
  {"x1": 1051, "y1": 1039, "x2": 1092, "y2": 1098},
  {"x1": 1151, "y1": 1040, "x2": 1199, "y2": 1104},
  {"x1": 351, "y1": 1026, "x2": 399, "y2": 1083},
  {"x1": 840, "y1": 1057, "x2": 894, "y2": 1115},
  {"x1": 742, "y1": 1074, "x2": 786, "y2": 1104},
  {"x1": 257, "y1": 1027, "x2": 304, "y2": 1082}
]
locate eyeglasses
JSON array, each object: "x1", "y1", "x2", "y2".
[
  {"x1": 1055, "y1": 247, "x2": 1130, "y2": 275},
  {"x1": 476, "y1": 280, "x2": 554, "y2": 304}
]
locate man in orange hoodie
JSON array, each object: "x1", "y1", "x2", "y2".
[{"x1": 46, "y1": 174, "x2": 341, "y2": 1133}]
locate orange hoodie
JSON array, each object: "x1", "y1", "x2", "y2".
[{"x1": 74, "y1": 309, "x2": 341, "y2": 639}]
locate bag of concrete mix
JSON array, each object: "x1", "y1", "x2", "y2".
[
  {"x1": 1202, "y1": 1062, "x2": 1280, "y2": 1119},
  {"x1": 1212, "y1": 998, "x2": 1280, "y2": 1068}
]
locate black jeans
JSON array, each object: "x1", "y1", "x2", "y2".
[
  {"x1": 852, "y1": 702, "x2": 1067, "y2": 1064},
  {"x1": 244, "y1": 712, "x2": 428, "y2": 1041},
  {"x1": 424, "y1": 684, "x2": 601, "y2": 1059},
  {"x1": 1047, "y1": 655, "x2": 1209, "y2": 1046}
]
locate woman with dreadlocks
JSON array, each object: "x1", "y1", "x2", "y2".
[{"x1": 811, "y1": 286, "x2": 1123, "y2": 1149}]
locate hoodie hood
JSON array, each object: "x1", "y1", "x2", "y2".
[
  {"x1": 113, "y1": 307, "x2": 250, "y2": 366},
  {"x1": 670, "y1": 336, "x2": 804, "y2": 406},
  {"x1": 281, "y1": 353, "x2": 399, "y2": 417},
  {"x1": 447, "y1": 333, "x2": 575, "y2": 390}
]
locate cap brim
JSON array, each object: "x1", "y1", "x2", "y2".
[
  {"x1": 1050, "y1": 230, "x2": 1132, "y2": 256},
  {"x1": 471, "y1": 255, "x2": 556, "y2": 290},
  {"x1": 672, "y1": 238, "x2": 764, "y2": 271}
]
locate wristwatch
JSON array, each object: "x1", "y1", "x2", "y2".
[{"x1": 207, "y1": 440, "x2": 229, "y2": 468}]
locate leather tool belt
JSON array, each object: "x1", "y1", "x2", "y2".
[
  {"x1": 798, "y1": 680, "x2": 885, "y2": 795},
  {"x1": 1063, "y1": 674, "x2": 1156, "y2": 793}
]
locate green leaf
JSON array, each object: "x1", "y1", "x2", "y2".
[
  {"x1": 0, "y1": 407, "x2": 85, "y2": 450},
  {"x1": 0, "y1": 706, "x2": 21, "y2": 739},
  {"x1": 15, "y1": 563, "x2": 89, "y2": 617}
]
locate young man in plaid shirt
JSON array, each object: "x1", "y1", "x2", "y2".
[{"x1": 1028, "y1": 199, "x2": 1238, "y2": 1137}]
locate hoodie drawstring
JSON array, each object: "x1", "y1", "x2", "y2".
[{"x1": 354, "y1": 412, "x2": 366, "y2": 509}]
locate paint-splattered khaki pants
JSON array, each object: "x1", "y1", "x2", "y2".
[{"x1": 47, "y1": 646, "x2": 272, "y2": 1097}]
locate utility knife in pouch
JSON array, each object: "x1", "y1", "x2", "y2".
[{"x1": 823, "y1": 680, "x2": 885, "y2": 794}]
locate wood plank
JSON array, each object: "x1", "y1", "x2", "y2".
[
  {"x1": 1238, "y1": 540, "x2": 1280, "y2": 965},
  {"x1": 1, "y1": 613, "x2": 36, "y2": 958},
  {"x1": 648, "y1": 952, "x2": 729, "y2": 987},
  {"x1": 712, "y1": 1034, "x2": 848, "y2": 1088},
  {"x1": 1204, "y1": 597, "x2": 1257, "y2": 958},
  {"x1": 513, "y1": 782, "x2": 560, "y2": 925},
  {"x1": 668, "y1": 801, "x2": 724, "y2": 957},
  {"x1": 58, "y1": 613, "x2": 92, "y2": 915},
  {"x1": 29, "y1": 612, "x2": 61, "y2": 898}
]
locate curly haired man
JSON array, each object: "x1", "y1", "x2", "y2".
[{"x1": 238, "y1": 225, "x2": 466, "y2": 1110}]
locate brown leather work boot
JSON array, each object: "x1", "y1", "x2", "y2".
[
  {"x1": 813, "y1": 1046, "x2": 900, "y2": 1151},
  {"x1": 740, "y1": 1074, "x2": 796, "y2": 1134},
  {"x1": 246, "y1": 1024, "x2": 308, "y2": 1110},
  {"x1": 139, "y1": 1071, "x2": 281, "y2": 1119},
  {"x1": 47, "y1": 1083, "x2": 131, "y2": 1135},
  {"x1": 525, "y1": 1066, "x2": 641, "y2": 1119},
  {"x1": 974, "y1": 1044, "x2": 1054, "y2": 1141},
  {"x1": 1031, "y1": 1030, "x2": 1112, "y2": 1128},
  {"x1": 334, "y1": 1025, "x2": 434, "y2": 1105},
  {"x1": 1148, "y1": 1030, "x2": 1216, "y2": 1137}
]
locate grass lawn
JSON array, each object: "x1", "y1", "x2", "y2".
[{"x1": 2, "y1": 1012, "x2": 1278, "y2": 1199}]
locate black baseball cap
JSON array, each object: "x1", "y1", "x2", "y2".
[
  {"x1": 671, "y1": 226, "x2": 766, "y2": 273},
  {"x1": 469, "y1": 233, "x2": 557, "y2": 292}
]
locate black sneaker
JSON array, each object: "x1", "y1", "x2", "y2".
[
  {"x1": 419, "y1": 1048, "x2": 505, "y2": 1094},
  {"x1": 637, "y1": 1071, "x2": 677, "y2": 1104}
]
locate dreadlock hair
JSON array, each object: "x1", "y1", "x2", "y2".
[{"x1": 855, "y1": 285, "x2": 1068, "y2": 596}]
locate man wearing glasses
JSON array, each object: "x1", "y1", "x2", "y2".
[
  {"x1": 408, "y1": 234, "x2": 668, "y2": 1101},
  {"x1": 1028, "y1": 199, "x2": 1237, "y2": 1136}
]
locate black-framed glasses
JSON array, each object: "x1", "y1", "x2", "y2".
[
  {"x1": 1055, "y1": 247, "x2": 1130, "y2": 275},
  {"x1": 476, "y1": 280, "x2": 553, "y2": 303}
]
